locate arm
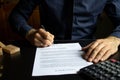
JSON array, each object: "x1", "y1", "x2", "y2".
[
  {"x1": 9, "y1": 0, "x2": 39, "y2": 37},
  {"x1": 9, "y1": 0, "x2": 54, "y2": 47},
  {"x1": 83, "y1": 1, "x2": 120, "y2": 63}
]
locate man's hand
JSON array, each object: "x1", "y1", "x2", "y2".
[
  {"x1": 26, "y1": 28, "x2": 54, "y2": 47},
  {"x1": 82, "y1": 36, "x2": 120, "y2": 63}
]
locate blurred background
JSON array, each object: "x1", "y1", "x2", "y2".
[{"x1": 0, "y1": 0, "x2": 40, "y2": 41}]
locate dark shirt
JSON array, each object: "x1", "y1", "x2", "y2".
[{"x1": 9, "y1": 0, "x2": 120, "y2": 40}]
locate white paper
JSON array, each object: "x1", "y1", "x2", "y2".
[{"x1": 32, "y1": 43, "x2": 92, "y2": 76}]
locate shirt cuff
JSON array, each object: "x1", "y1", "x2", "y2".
[
  {"x1": 110, "y1": 31, "x2": 120, "y2": 38},
  {"x1": 18, "y1": 24, "x2": 32, "y2": 37}
]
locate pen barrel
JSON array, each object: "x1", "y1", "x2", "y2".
[{"x1": 41, "y1": 25, "x2": 45, "y2": 30}]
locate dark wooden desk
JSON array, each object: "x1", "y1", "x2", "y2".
[{"x1": 1, "y1": 40, "x2": 120, "y2": 80}]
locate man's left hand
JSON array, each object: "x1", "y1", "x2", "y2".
[{"x1": 82, "y1": 36, "x2": 120, "y2": 63}]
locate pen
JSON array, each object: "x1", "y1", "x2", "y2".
[
  {"x1": 41, "y1": 25, "x2": 46, "y2": 30},
  {"x1": 40, "y1": 25, "x2": 48, "y2": 39}
]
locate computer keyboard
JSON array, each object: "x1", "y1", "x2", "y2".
[{"x1": 78, "y1": 59, "x2": 120, "y2": 80}]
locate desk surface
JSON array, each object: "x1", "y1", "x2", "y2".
[{"x1": 1, "y1": 39, "x2": 120, "y2": 80}]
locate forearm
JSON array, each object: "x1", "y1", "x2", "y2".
[
  {"x1": 9, "y1": 12, "x2": 32, "y2": 37},
  {"x1": 9, "y1": 0, "x2": 39, "y2": 37}
]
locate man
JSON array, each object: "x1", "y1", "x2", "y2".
[{"x1": 9, "y1": 0, "x2": 120, "y2": 63}]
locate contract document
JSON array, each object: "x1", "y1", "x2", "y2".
[{"x1": 32, "y1": 43, "x2": 92, "y2": 76}]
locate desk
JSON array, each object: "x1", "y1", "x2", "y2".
[{"x1": 1, "y1": 39, "x2": 120, "y2": 80}]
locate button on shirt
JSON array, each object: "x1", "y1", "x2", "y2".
[{"x1": 9, "y1": 0, "x2": 120, "y2": 40}]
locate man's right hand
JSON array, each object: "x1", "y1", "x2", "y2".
[{"x1": 26, "y1": 28, "x2": 54, "y2": 47}]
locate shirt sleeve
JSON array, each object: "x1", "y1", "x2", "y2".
[
  {"x1": 105, "y1": 0, "x2": 120, "y2": 38},
  {"x1": 9, "y1": 0, "x2": 40, "y2": 37}
]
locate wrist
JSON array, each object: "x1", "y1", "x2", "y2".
[
  {"x1": 25, "y1": 28, "x2": 37, "y2": 40},
  {"x1": 107, "y1": 36, "x2": 120, "y2": 45}
]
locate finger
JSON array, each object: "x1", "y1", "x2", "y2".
[
  {"x1": 49, "y1": 33, "x2": 54, "y2": 41},
  {"x1": 82, "y1": 43, "x2": 93, "y2": 59},
  {"x1": 46, "y1": 31, "x2": 54, "y2": 42},
  {"x1": 34, "y1": 38, "x2": 44, "y2": 47},
  {"x1": 100, "y1": 50, "x2": 114, "y2": 61},
  {"x1": 93, "y1": 46, "x2": 108, "y2": 63},
  {"x1": 38, "y1": 29, "x2": 50, "y2": 39},
  {"x1": 50, "y1": 33, "x2": 54, "y2": 39},
  {"x1": 42, "y1": 39, "x2": 53, "y2": 47},
  {"x1": 35, "y1": 32, "x2": 44, "y2": 42},
  {"x1": 35, "y1": 33, "x2": 52, "y2": 47},
  {"x1": 84, "y1": 41, "x2": 100, "y2": 61},
  {"x1": 88, "y1": 43, "x2": 106, "y2": 62},
  {"x1": 42, "y1": 32, "x2": 54, "y2": 45},
  {"x1": 38, "y1": 29, "x2": 54, "y2": 43}
]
